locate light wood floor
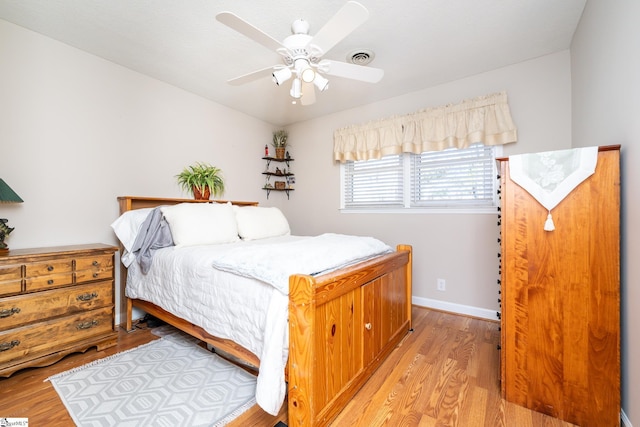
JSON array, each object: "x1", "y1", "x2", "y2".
[{"x1": 0, "y1": 306, "x2": 576, "y2": 426}]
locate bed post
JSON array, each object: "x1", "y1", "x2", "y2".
[
  {"x1": 125, "y1": 297, "x2": 133, "y2": 331},
  {"x1": 288, "y1": 273, "x2": 316, "y2": 426},
  {"x1": 118, "y1": 196, "x2": 134, "y2": 332}
]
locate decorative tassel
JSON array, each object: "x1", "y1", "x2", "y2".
[{"x1": 544, "y1": 211, "x2": 555, "y2": 231}]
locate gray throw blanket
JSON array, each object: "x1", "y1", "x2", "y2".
[{"x1": 130, "y1": 207, "x2": 174, "y2": 273}]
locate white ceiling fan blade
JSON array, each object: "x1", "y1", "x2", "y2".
[
  {"x1": 321, "y1": 60, "x2": 384, "y2": 83},
  {"x1": 307, "y1": 1, "x2": 369, "y2": 55},
  {"x1": 227, "y1": 66, "x2": 275, "y2": 86},
  {"x1": 301, "y1": 81, "x2": 316, "y2": 105},
  {"x1": 216, "y1": 11, "x2": 285, "y2": 52}
]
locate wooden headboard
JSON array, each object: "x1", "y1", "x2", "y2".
[
  {"x1": 117, "y1": 196, "x2": 258, "y2": 215},
  {"x1": 115, "y1": 196, "x2": 260, "y2": 333}
]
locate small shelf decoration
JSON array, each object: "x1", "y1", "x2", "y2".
[
  {"x1": 262, "y1": 146, "x2": 295, "y2": 199},
  {"x1": 272, "y1": 130, "x2": 288, "y2": 160}
]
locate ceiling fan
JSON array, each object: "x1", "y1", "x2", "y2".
[{"x1": 215, "y1": 1, "x2": 384, "y2": 105}]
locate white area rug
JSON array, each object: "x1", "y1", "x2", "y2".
[{"x1": 48, "y1": 328, "x2": 257, "y2": 426}]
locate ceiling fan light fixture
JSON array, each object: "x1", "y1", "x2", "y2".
[
  {"x1": 294, "y1": 58, "x2": 315, "y2": 83},
  {"x1": 301, "y1": 67, "x2": 316, "y2": 83},
  {"x1": 290, "y1": 78, "x2": 302, "y2": 99},
  {"x1": 313, "y1": 73, "x2": 329, "y2": 92},
  {"x1": 272, "y1": 67, "x2": 292, "y2": 86}
]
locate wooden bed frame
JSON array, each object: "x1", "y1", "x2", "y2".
[{"x1": 117, "y1": 196, "x2": 413, "y2": 427}]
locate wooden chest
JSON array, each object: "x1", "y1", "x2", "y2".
[{"x1": 0, "y1": 244, "x2": 118, "y2": 377}]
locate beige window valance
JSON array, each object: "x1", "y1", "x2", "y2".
[{"x1": 333, "y1": 91, "x2": 518, "y2": 163}]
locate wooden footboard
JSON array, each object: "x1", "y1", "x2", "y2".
[
  {"x1": 116, "y1": 196, "x2": 412, "y2": 426},
  {"x1": 288, "y1": 244, "x2": 412, "y2": 426}
]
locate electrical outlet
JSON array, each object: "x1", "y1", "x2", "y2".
[{"x1": 437, "y1": 278, "x2": 446, "y2": 291}]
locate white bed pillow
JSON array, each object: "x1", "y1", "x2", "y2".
[
  {"x1": 110, "y1": 208, "x2": 154, "y2": 253},
  {"x1": 234, "y1": 206, "x2": 290, "y2": 240},
  {"x1": 161, "y1": 202, "x2": 239, "y2": 247}
]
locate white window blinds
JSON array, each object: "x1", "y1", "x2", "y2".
[
  {"x1": 410, "y1": 143, "x2": 496, "y2": 207},
  {"x1": 341, "y1": 143, "x2": 499, "y2": 211},
  {"x1": 343, "y1": 155, "x2": 404, "y2": 208}
]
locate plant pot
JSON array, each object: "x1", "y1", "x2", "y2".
[
  {"x1": 192, "y1": 186, "x2": 211, "y2": 200},
  {"x1": 275, "y1": 147, "x2": 285, "y2": 159}
]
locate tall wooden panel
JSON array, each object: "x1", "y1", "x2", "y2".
[{"x1": 499, "y1": 146, "x2": 620, "y2": 426}]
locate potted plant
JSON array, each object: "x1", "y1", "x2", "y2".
[
  {"x1": 176, "y1": 162, "x2": 225, "y2": 200},
  {"x1": 272, "y1": 130, "x2": 288, "y2": 159}
]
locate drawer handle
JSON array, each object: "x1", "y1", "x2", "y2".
[
  {"x1": 0, "y1": 307, "x2": 21, "y2": 318},
  {"x1": 364, "y1": 322, "x2": 372, "y2": 330},
  {"x1": 47, "y1": 279, "x2": 54, "y2": 285},
  {"x1": 0, "y1": 340, "x2": 20, "y2": 352},
  {"x1": 93, "y1": 273, "x2": 99, "y2": 278},
  {"x1": 77, "y1": 320, "x2": 99, "y2": 330},
  {"x1": 77, "y1": 292, "x2": 98, "y2": 302},
  {"x1": 92, "y1": 261, "x2": 99, "y2": 266},
  {"x1": 47, "y1": 265, "x2": 54, "y2": 271}
]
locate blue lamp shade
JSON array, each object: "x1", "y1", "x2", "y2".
[{"x1": 0, "y1": 179, "x2": 23, "y2": 203}]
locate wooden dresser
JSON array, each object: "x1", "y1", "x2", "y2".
[
  {"x1": 498, "y1": 146, "x2": 620, "y2": 426},
  {"x1": 0, "y1": 244, "x2": 118, "y2": 377}
]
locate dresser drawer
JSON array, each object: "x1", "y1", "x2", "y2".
[
  {"x1": 75, "y1": 254, "x2": 114, "y2": 283},
  {"x1": 0, "y1": 281, "x2": 113, "y2": 330},
  {"x1": 0, "y1": 306, "x2": 114, "y2": 365},
  {"x1": 25, "y1": 258, "x2": 73, "y2": 276},
  {"x1": 25, "y1": 272, "x2": 74, "y2": 292},
  {"x1": 0, "y1": 265, "x2": 22, "y2": 297},
  {"x1": 25, "y1": 259, "x2": 74, "y2": 292}
]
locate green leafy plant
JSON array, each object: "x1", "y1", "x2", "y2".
[
  {"x1": 272, "y1": 130, "x2": 288, "y2": 148},
  {"x1": 175, "y1": 162, "x2": 225, "y2": 199}
]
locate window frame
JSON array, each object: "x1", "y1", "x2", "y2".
[{"x1": 339, "y1": 143, "x2": 502, "y2": 214}]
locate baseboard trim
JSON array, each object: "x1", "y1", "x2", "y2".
[
  {"x1": 622, "y1": 409, "x2": 632, "y2": 427},
  {"x1": 412, "y1": 296, "x2": 498, "y2": 321}
]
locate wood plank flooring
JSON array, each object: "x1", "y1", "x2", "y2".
[{"x1": 0, "y1": 306, "x2": 577, "y2": 426}]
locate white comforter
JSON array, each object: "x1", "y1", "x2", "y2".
[
  {"x1": 210, "y1": 233, "x2": 393, "y2": 294},
  {"x1": 125, "y1": 234, "x2": 392, "y2": 415}
]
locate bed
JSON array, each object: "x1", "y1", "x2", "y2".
[{"x1": 115, "y1": 196, "x2": 412, "y2": 427}]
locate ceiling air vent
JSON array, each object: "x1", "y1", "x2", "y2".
[{"x1": 348, "y1": 49, "x2": 375, "y2": 65}]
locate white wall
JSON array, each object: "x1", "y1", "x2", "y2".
[
  {"x1": 281, "y1": 51, "x2": 573, "y2": 317},
  {"x1": 0, "y1": 18, "x2": 273, "y2": 322},
  {"x1": 571, "y1": 1, "x2": 640, "y2": 424}
]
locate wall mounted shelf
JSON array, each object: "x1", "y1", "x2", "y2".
[{"x1": 262, "y1": 156, "x2": 295, "y2": 199}]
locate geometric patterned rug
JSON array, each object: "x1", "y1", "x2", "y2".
[{"x1": 47, "y1": 328, "x2": 257, "y2": 427}]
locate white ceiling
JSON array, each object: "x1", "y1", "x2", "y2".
[{"x1": 0, "y1": 0, "x2": 586, "y2": 127}]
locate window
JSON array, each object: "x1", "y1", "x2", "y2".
[
  {"x1": 342, "y1": 154, "x2": 405, "y2": 208},
  {"x1": 341, "y1": 143, "x2": 500, "y2": 212}
]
